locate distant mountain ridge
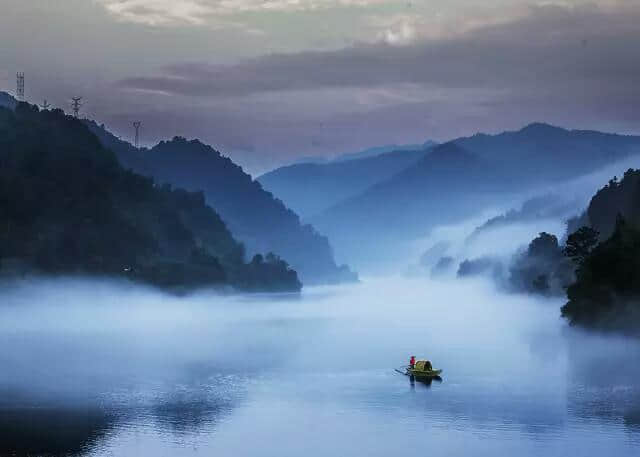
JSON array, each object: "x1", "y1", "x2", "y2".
[
  {"x1": 0, "y1": 103, "x2": 301, "y2": 292},
  {"x1": 310, "y1": 123, "x2": 640, "y2": 268},
  {"x1": 0, "y1": 92, "x2": 17, "y2": 110},
  {"x1": 258, "y1": 143, "x2": 436, "y2": 218},
  {"x1": 0, "y1": 91, "x2": 356, "y2": 285},
  {"x1": 332, "y1": 140, "x2": 437, "y2": 163},
  {"x1": 84, "y1": 120, "x2": 357, "y2": 285}
]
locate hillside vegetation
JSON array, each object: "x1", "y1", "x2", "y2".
[
  {"x1": 562, "y1": 170, "x2": 640, "y2": 330},
  {"x1": 0, "y1": 104, "x2": 300, "y2": 292},
  {"x1": 311, "y1": 124, "x2": 640, "y2": 267},
  {"x1": 86, "y1": 120, "x2": 356, "y2": 285}
]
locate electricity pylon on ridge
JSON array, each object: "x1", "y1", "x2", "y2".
[
  {"x1": 133, "y1": 121, "x2": 141, "y2": 148},
  {"x1": 71, "y1": 97, "x2": 83, "y2": 117},
  {"x1": 40, "y1": 100, "x2": 51, "y2": 110},
  {"x1": 16, "y1": 72, "x2": 24, "y2": 101}
]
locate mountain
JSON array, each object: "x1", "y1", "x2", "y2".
[
  {"x1": 311, "y1": 142, "x2": 505, "y2": 266},
  {"x1": 258, "y1": 145, "x2": 434, "y2": 218},
  {"x1": 560, "y1": 170, "x2": 640, "y2": 330},
  {"x1": 311, "y1": 124, "x2": 640, "y2": 268},
  {"x1": 466, "y1": 194, "x2": 580, "y2": 244},
  {"x1": 332, "y1": 141, "x2": 437, "y2": 163},
  {"x1": 84, "y1": 120, "x2": 356, "y2": 285},
  {"x1": 508, "y1": 232, "x2": 573, "y2": 295},
  {"x1": 454, "y1": 122, "x2": 640, "y2": 180},
  {"x1": 0, "y1": 103, "x2": 300, "y2": 292},
  {"x1": 497, "y1": 168, "x2": 640, "y2": 331},
  {"x1": 586, "y1": 170, "x2": 640, "y2": 240},
  {"x1": 0, "y1": 92, "x2": 17, "y2": 110}
]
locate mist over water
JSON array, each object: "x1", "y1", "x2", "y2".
[
  {"x1": 2, "y1": 274, "x2": 640, "y2": 456},
  {"x1": 4, "y1": 156, "x2": 640, "y2": 455}
]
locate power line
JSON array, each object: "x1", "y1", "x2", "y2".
[
  {"x1": 133, "y1": 121, "x2": 141, "y2": 148},
  {"x1": 16, "y1": 72, "x2": 24, "y2": 101},
  {"x1": 71, "y1": 97, "x2": 83, "y2": 118}
]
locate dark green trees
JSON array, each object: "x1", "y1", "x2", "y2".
[
  {"x1": 0, "y1": 103, "x2": 301, "y2": 292},
  {"x1": 561, "y1": 169, "x2": 640, "y2": 330},
  {"x1": 509, "y1": 232, "x2": 573, "y2": 295},
  {"x1": 561, "y1": 218, "x2": 640, "y2": 329},
  {"x1": 84, "y1": 121, "x2": 356, "y2": 285},
  {"x1": 564, "y1": 226, "x2": 599, "y2": 266}
]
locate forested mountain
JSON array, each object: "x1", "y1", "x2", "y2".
[
  {"x1": 312, "y1": 142, "x2": 506, "y2": 265},
  {"x1": 466, "y1": 194, "x2": 579, "y2": 244},
  {"x1": 258, "y1": 146, "x2": 433, "y2": 218},
  {"x1": 0, "y1": 92, "x2": 17, "y2": 110},
  {"x1": 508, "y1": 232, "x2": 573, "y2": 295},
  {"x1": 562, "y1": 216, "x2": 640, "y2": 331},
  {"x1": 0, "y1": 103, "x2": 300, "y2": 292},
  {"x1": 84, "y1": 120, "x2": 356, "y2": 285},
  {"x1": 586, "y1": 171, "x2": 640, "y2": 240},
  {"x1": 502, "y1": 169, "x2": 640, "y2": 331},
  {"x1": 454, "y1": 123, "x2": 640, "y2": 180},
  {"x1": 332, "y1": 141, "x2": 436, "y2": 163},
  {"x1": 561, "y1": 169, "x2": 640, "y2": 330},
  {"x1": 311, "y1": 124, "x2": 640, "y2": 267}
]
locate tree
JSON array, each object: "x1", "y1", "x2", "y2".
[
  {"x1": 528, "y1": 232, "x2": 560, "y2": 258},
  {"x1": 0, "y1": 104, "x2": 302, "y2": 293},
  {"x1": 561, "y1": 217, "x2": 640, "y2": 329},
  {"x1": 564, "y1": 226, "x2": 599, "y2": 266}
]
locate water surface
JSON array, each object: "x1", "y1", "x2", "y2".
[{"x1": 1, "y1": 277, "x2": 639, "y2": 456}]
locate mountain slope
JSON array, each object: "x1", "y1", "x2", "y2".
[
  {"x1": 586, "y1": 170, "x2": 640, "y2": 240},
  {"x1": 454, "y1": 123, "x2": 640, "y2": 181},
  {"x1": 0, "y1": 103, "x2": 300, "y2": 292},
  {"x1": 0, "y1": 92, "x2": 17, "y2": 110},
  {"x1": 332, "y1": 141, "x2": 436, "y2": 163},
  {"x1": 258, "y1": 145, "x2": 433, "y2": 218},
  {"x1": 312, "y1": 124, "x2": 640, "y2": 268},
  {"x1": 561, "y1": 169, "x2": 640, "y2": 330},
  {"x1": 84, "y1": 120, "x2": 356, "y2": 284},
  {"x1": 311, "y1": 143, "x2": 500, "y2": 261}
]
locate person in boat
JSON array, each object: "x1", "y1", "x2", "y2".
[{"x1": 409, "y1": 356, "x2": 416, "y2": 369}]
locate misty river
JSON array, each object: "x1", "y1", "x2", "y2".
[{"x1": 1, "y1": 276, "x2": 640, "y2": 456}]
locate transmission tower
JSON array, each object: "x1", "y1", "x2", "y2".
[
  {"x1": 133, "y1": 121, "x2": 141, "y2": 148},
  {"x1": 71, "y1": 97, "x2": 83, "y2": 117},
  {"x1": 40, "y1": 99, "x2": 51, "y2": 110},
  {"x1": 16, "y1": 72, "x2": 24, "y2": 101}
]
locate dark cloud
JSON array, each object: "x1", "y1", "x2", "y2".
[
  {"x1": 105, "y1": 4, "x2": 640, "y2": 173},
  {"x1": 118, "y1": 5, "x2": 640, "y2": 98}
]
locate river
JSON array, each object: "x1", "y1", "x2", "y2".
[{"x1": 1, "y1": 276, "x2": 639, "y2": 456}]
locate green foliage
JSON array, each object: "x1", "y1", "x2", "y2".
[
  {"x1": 83, "y1": 121, "x2": 356, "y2": 285},
  {"x1": 561, "y1": 169, "x2": 640, "y2": 329},
  {"x1": 234, "y1": 253, "x2": 301, "y2": 292},
  {"x1": 564, "y1": 226, "x2": 599, "y2": 266},
  {"x1": 587, "y1": 168, "x2": 640, "y2": 239},
  {"x1": 0, "y1": 103, "x2": 301, "y2": 292},
  {"x1": 509, "y1": 232, "x2": 573, "y2": 295},
  {"x1": 562, "y1": 217, "x2": 640, "y2": 329}
]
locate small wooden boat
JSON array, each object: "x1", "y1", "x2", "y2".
[{"x1": 396, "y1": 360, "x2": 442, "y2": 378}]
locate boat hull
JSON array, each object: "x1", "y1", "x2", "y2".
[{"x1": 407, "y1": 368, "x2": 442, "y2": 378}]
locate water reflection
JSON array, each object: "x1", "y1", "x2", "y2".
[
  {"x1": 1, "y1": 277, "x2": 640, "y2": 456},
  {"x1": 409, "y1": 375, "x2": 443, "y2": 389},
  {"x1": 565, "y1": 328, "x2": 640, "y2": 438},
  {"x1": 0, "y1": 405, "x2": 116, "y2": 457},
  {"x1": 148, "y1": 378, "x2": 237, "y2": 435}
]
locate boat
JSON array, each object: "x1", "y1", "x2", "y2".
[{"x1": 396, "y1": 360, "x2": 442, "y2": 378}]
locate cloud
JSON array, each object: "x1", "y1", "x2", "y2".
[
  {"x1": 107, "y1": 3, "x2": 640, "y2": 172},
  {"x1": 117, "y1": 4, "x2": 640, "y2": 97},
  {"x1": 96, "y1": 0, "x2": 388, "y2": 26}
]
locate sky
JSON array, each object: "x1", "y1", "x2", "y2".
[{"x1": 1, "y1": 0, "x2": 639, "y2": 174}]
